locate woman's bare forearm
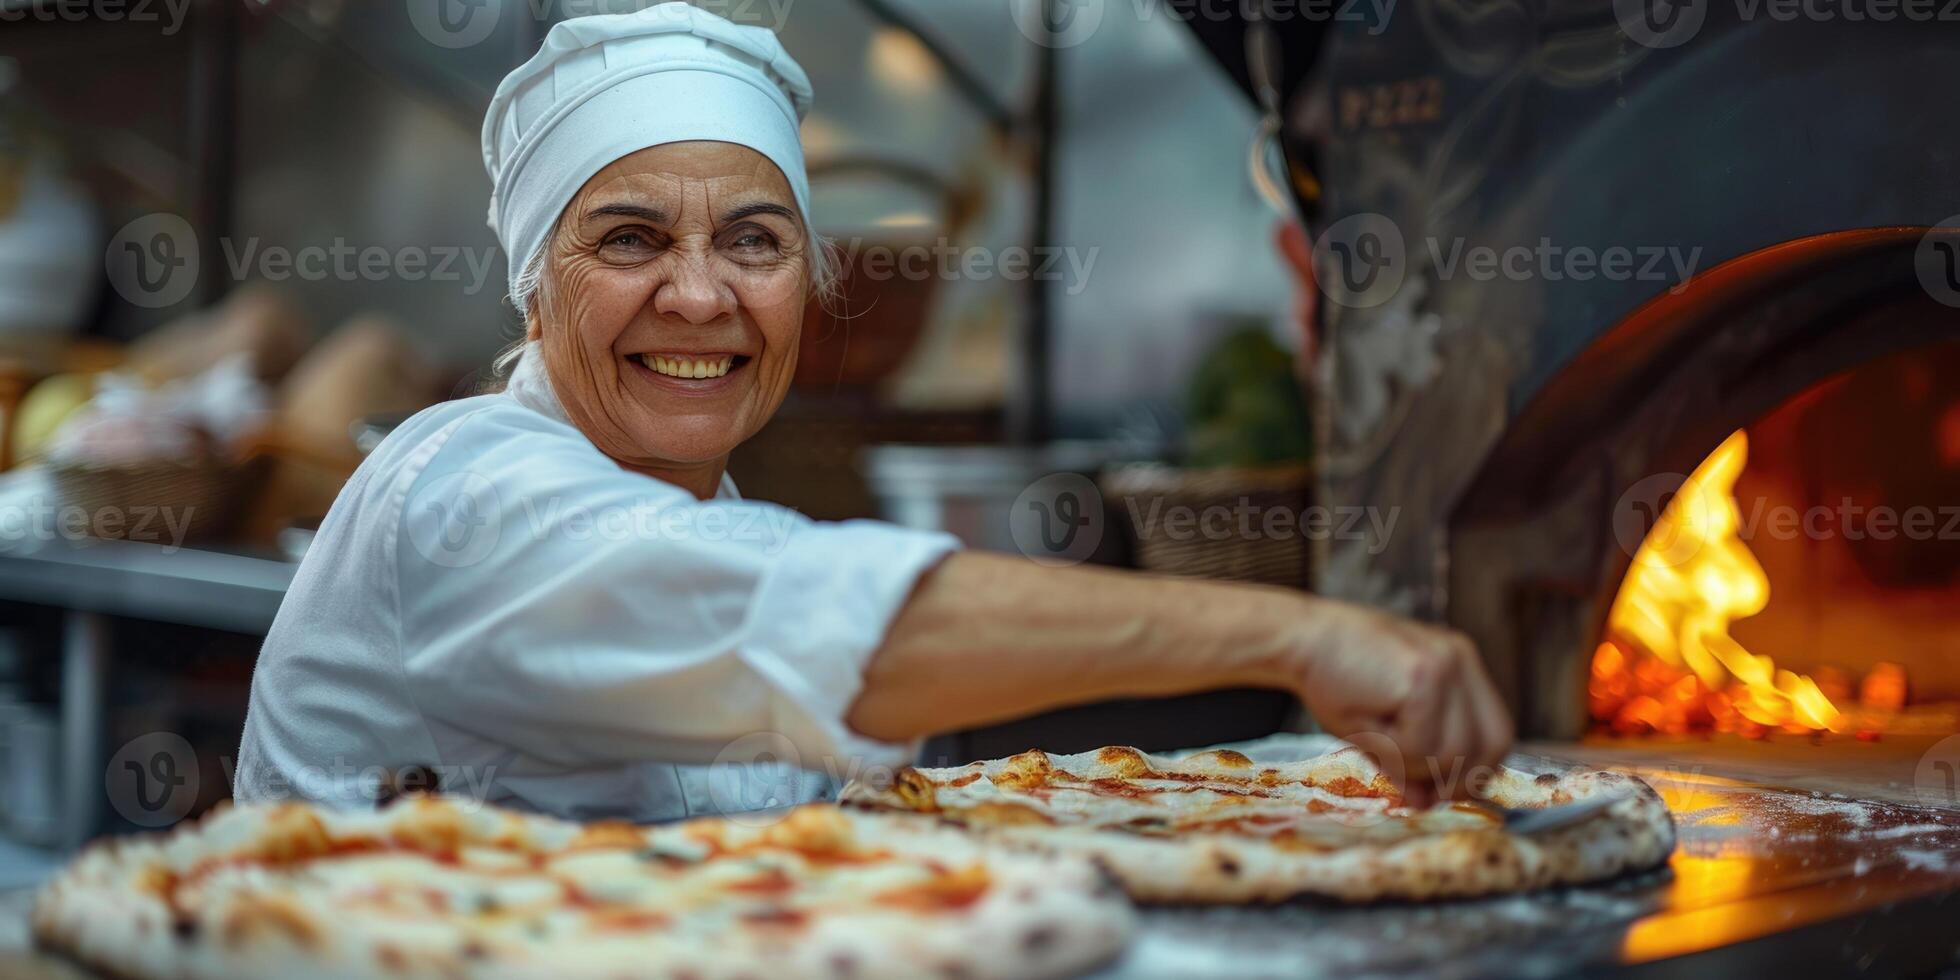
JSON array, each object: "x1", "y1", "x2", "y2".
[
  {"x1": 845, "y1": 551, "x2": 1320, "y2": 741},
  {"x1": 846, "y1": 551, "x2": 1516, "y2": 800}
]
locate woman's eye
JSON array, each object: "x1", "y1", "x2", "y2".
[
  {"x1": 727, "y1": 229, "x2": 779, "y2": 252},
  {"x1": 605, "y1": 231, "x2": 646, "y2": 249}
]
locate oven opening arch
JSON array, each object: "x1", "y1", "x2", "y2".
[{"x1": 1446, "y1": 228, "x2": 1960, "y2": 739}]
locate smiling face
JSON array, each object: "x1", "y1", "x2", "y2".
[{"x1": 529, "y1": 141, "x2": 809, "y2": 492}]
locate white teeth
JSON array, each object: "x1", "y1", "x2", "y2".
[{"x1": 641, "y1": 354, "x2": 734, "y2": 379}]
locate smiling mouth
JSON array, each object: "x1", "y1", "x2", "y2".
[{"x1": 631, "y1": 353, "x2": 751, "y2": 380}]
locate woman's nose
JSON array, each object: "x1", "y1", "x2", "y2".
[{"x1": 652, "y1": 254, "x2": 737, "y2": 324}]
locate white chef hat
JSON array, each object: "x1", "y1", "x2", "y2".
[{"x1": 482, "y1": 2, "x2": 815, "y2": 305}]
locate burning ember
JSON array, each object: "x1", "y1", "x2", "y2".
[{"x1": 1590, "y1": 431, "x2": 1845, "y2": 735}]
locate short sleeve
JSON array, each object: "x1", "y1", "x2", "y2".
[{"x1": 390, "y1": 403, "x2": 960, "y2": 775}]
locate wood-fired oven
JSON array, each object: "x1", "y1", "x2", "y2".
[{"x1": 1309, "y1": 14, "x2": 1960, "y2": 749}]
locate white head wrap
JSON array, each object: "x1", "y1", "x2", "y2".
[{"x1": 482, "y1": 3, "x2": 814, "y2": 303}]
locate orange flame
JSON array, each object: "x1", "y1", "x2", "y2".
[{"x1": 1593, "y1": 431, "x2": 1841, "y2": 733}]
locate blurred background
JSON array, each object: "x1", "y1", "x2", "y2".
[
  {"x1": 6, "y1": 5, "x2": 1960, "y2": 971},
  {"x1": 8, "y1": 0, "x2": 1957, "y2": 907},
  {"x1": 0, "y1": 0, "x2": 1310, "y2": 871}
]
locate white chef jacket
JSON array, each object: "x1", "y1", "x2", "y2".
[{"x1": 233, "y1": 382, "x2": 959, "y2": 821}]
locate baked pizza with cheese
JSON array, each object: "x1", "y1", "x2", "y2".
[
  {"x1": 33, "y1": 796, "x2": 1132, "y2": 980},
  {"x1": 842, "y1": 744, "x2": 1675, "y2": 903}
]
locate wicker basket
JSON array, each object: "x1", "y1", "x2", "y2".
[
  {"x1": 1100, "y1": 463, "x2": 1313, "y2": 587},
  {"x1": 48, "y1": 456, "x2": 259, "y2": 545}
]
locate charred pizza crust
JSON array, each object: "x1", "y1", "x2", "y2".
[
  {"x1": 33, "y1": 797, "x2": 1132, "y2": 980},
  {"x1": 843, "y1": 745, "x2": 1675, "y2": 904}
]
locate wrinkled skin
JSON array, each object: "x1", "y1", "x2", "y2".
[{"x1": 528, "y1": 140, "x2": 809, "y2": 499}]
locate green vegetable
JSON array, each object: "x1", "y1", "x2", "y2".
[{"x1": 1183, "y1": 328, "x2": 1311, "y2": 468}]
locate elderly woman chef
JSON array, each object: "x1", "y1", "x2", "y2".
[{"x1": 235, "y1": 4, "x2": 1510, "y2": 820}]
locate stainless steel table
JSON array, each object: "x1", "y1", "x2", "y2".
[{"x1": 0, "y1": 535, "x2": 294, "y2": 850}]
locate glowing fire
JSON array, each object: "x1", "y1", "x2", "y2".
[{"x1": 1590, "y1": 431, "x2": 1843, "y2": 734}]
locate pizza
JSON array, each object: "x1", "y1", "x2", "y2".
[
  {"x1": 32, "y1": 796, "x2": 1132, "y2": 980},
  {"x1": 841, "y1": 744, "x2": 1675, "y2": 904}
]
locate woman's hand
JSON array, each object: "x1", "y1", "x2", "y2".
[{"x1": 1287, "y1": 601, "x2": 1513, "y2": 806}]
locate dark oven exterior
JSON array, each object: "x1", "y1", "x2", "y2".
[{"x1": 1306, "y1": 14, "x2": 1960, "y2": 736}]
